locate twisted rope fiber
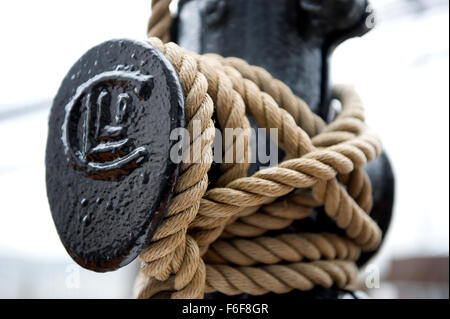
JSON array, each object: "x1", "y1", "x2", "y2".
[
  {"x1": 136, "y1": 38, "x2": 251, "y2": 299},
  {"x1": 217, "y1": 85, "x2": 374, "y2": 237},
  {"x1": 135, "y1": 2, "x2": 383, "y2": 298},
  {"x1": 133, "y1": 38, "x2": 382, "y2": 298},
  {"x1": 201, "y1": 62, "x2": 374, "y2": 238},
  {"x1": 204, "y1": 233, "x2": 361, "y2": 266},
  {"x1": 147, "y1": 0, "x2": 172, "y2": 42},
  {"x1": 190, "y1": 64, "x2": 382, "y2": 251},
  {"x1": 220, "y1": 168, "x2": 373, "y2": 239}
]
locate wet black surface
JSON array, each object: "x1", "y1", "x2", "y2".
[
  {"x1": 46, "y1": 39, "x2": 184, "y2": 272},
  {"x1": 177, "y1": 0, "x2": 370, "y2": 119}
]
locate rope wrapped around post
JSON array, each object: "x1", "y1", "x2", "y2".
[
  {"x1": 132, "y1": 36, "x2": 382, "y2": 299},
  {"x1": 133, "y1": 1, "x2": 383, "y2": 299}
]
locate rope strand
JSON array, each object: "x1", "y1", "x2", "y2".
[{"x1": 136, "y1": 4, "x2": 384, "y2": 298}]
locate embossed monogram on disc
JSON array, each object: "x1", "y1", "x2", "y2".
[
  {"x1": 47, "y1": 39, "x2": 184, "y2": 271},
  {"x1": 62, "y1": 69, "x2": 154, "y2": 180}
]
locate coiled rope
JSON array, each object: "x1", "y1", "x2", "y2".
[{"x1": 134, "y1": 1, "x2": 383, "y2": 299}]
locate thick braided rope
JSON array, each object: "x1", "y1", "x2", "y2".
[
  {"x1": 221, "y1": 194, "x2": 316, "y2": 238},
  {"x1": 218, "y1": 86, "x2": 374, "y2": 238},
  {"x1": 190, "y1": 65, "x2": 382, "y2": 251},
  {"x1": 146, "y1": 1, "x2": 371, "y2": 202},
  {"x1": 196, "y1": 56, "x2": 252, "y2": 187},
  {"x1": 137, "y1": 38, "x2": 251, "y2": 299},
  {"x1": 221, "y1": 169, "x2": 373, "y2": 239},
  {"x1": 204, "y1": 233, "x2": 361, "y2": 266},
  {"x1": 221, "y1": 129, "x2": 374, "y2": 237},
  {"x1": 207, "y1": 54, "x2": 326, "y2": 137},
  {"x1": 134, "y1": 37, "x2": 383, "y2": 298},
  {"x1": 147, "y1": 0, "x2": 172, "y2": 42},
  {"x1": 139, "y1": 1, "x2": 382, "y2": 298},
  {"x1": 205, "y1": 260, "x2": 358, "y2": 295},
  {"x1": 137, "y1": 41, "x2": 214, "y2": 297}
]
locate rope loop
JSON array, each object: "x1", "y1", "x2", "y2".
[{"x1": 134, "y1": 3, "x2": 384, "y2": 299}]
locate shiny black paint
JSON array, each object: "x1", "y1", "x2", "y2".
[{"x1": 46, "y1": 39, "x2": 185, "y2": 272}]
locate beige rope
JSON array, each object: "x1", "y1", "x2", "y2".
[
  {"x1": 190, "y1": 72, "x2": 382, "y2": 251},
  {"x1": 147, "y1": 0, "x2": 172, "y2": 42},
  {"x1": 209, "y1": 54, "x2": 326, "y2": 137},
  {"x1": 134, "y1": 3, "x2": 384, "y2": 298},
  {"x1": 204, "y1": 233, "x2": 361, "y2": 266},
  {"x1": 205, "y1": 260, "x2": 358, "y2": 295}
]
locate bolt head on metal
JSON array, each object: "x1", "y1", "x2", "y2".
[{"x1": 46, "y1": 39, "x2": 184, "y2": 272}]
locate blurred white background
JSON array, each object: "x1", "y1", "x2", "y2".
[{"x1": 0, "y1": 0, "x2": 448, "y2": 298}]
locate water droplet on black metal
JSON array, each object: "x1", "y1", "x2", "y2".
[
  {"x1": 82, "y1": 214, "x2": 91, "y2": 226},
  {"x1": 46, "y1": 39, "x2": 184, "y2": 272}
]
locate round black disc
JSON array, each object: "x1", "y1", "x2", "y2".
[{"x1": 46, "y1": 39, "x2": 184, "y2": 272}]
